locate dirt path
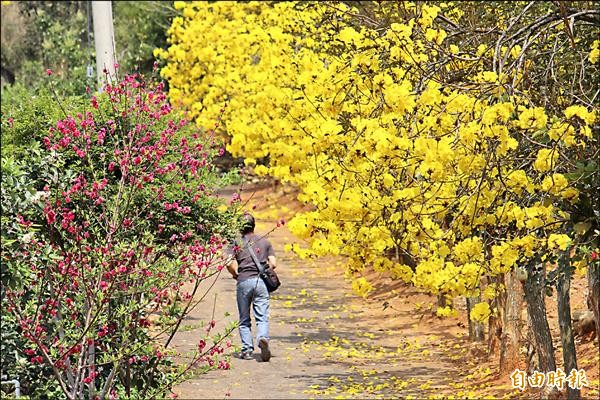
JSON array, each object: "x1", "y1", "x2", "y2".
[
  {"x1": 170, "y1": 185, "x2": 599, "y2": 399},
  {"x1": 171, "y1": 185, "x2": 469, "y2": 399},
  {"x1": 173, "y1": 225, "x2": 456, "y2": 399}
]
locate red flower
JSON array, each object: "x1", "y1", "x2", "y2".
[
  {"x1": 45, "y1": 208, "x2": 56, "y2": 225},
  {"x1": 592, "y1": 251, "x2": 598, "y2": 261},
  {"x1": 31, "y1": 355, "x2": 44, "y2": 364},
  {"x1": 46, "y1": 69, "x2": 53, "y2": 76}
]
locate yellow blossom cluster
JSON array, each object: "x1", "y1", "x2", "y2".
[
  {"x1": 470, "y1": 302, "x2": 493, "y2": 323},
  {"x1": 157, "y1": 1, "x2": 597, "y2": 303}
]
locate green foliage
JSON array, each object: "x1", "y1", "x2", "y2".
[
  {"x1": 0, "y1": 1, "x2": 94, "y2": 95},
  {"x1": 1, "y1": 73, "x2": 238, "y2": 398},
  {"x1": 1, "y1": 83, "x2": 86, "y2": 156},
  {"x1": 219, "y1": 168, "x2": 243, "y2": 186},
  {"x1": 114, "y1": 1, "x2": 175, "y2": 74},
  {"x1": 1, "y1": 148, "x2": 64, "y2": 398},
  {"x1": 1, "y1": 1, "x2": 174, "y2": 95},
  {"x1": 0, "y1": 304, "x2": 63, "y2": 399}
]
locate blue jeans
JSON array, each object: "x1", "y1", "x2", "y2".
[{"x1": 236, "y1": 277, "x2": 270, "y2": 352}]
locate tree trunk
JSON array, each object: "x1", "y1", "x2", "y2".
[
  {"x1": 488, "y1": 276, "x2": 503, "y2": 355},
  {"x1": 587, "y1": 257, "x2": 600, "y2": 348},
  {"x1": 500, "y1": 269, "x2": 523, "y2": 373},
  {"x1": 522, "y1": 263, "x2": 556, "y2": 373},
  {"x1": 525, "y1": 310, "x2": 539, "y2": 375},
  {"x1": 557, "y1": 250, "x2": 579, "y2": 399},
  {"x1": 467, "y1": 296, "x2": 485, "y2": 341},
  {"x1": 438, "y1": 292, "x2": 447, "y2": 308},
  {"x1": 87, "y1": 342, "x2": 97, "y2": 398}
]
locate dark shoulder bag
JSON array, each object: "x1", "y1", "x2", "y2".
[{"x1": 244, "y1": 237, "x2": 281, "y2": 292}]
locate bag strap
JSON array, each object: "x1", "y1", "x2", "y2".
[{"x1": 242, "y1": 236, "x2": 266, "y2": 274}]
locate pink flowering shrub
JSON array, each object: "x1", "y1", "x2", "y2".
[{"x1": 2, "y1": 72, "x2": 238, "y2": 399}]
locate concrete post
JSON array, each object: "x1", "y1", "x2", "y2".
[{"x1": 91, "y1": 1, "x2": 117, "y2": 91}]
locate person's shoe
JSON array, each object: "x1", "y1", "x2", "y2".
[
  {"x1": 258, "y1": 337, "x2": 271, "y2": 362},
  {"x1": 239, "y1": 350, "x2": 253, "y2": 360}
]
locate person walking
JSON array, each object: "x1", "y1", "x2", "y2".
[{"x1": 226, "y1": 213, "x2": 276, "y2": 361}]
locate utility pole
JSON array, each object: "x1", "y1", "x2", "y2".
[{"x1": 91, "y1": 1, "x2": 117, "y2": 91}]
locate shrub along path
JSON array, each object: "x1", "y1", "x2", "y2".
[{"x1": 172, "y1": 185, "x2": 522, "y2": 399}]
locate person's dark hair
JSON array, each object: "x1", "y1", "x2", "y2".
[{"x1": 240, "y1": 213, "x2": 255, "y2": 235}]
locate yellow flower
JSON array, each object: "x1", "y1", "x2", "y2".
[
  {"x1": 564, "y1": 105, "x2": 596, "y2": 125},
  {"x1": 547, "y1": 234, "x2": 571, "y2": 251},
  {"x1": 541, "y1": 173, "x2": 569, "y2": 194},
  {"x1": 469, "y1": 302, "x2": 492, "y2": 323},
  {"x1": 352, "y1": 277, "x2": 373, "y2": 299},
  {"x1": 506, "y1": 169, "x2": 531, "y2": 194},
  {"x1": 510, "y1": 45, "x2": 522, "y2": 59},
  {"x1": 482, "y1": 71, "x2": 498, "y2": 82},
  {"x1": 589, "y1": 40, "x2": 599, "y2": 64},
  {"x1": 339, "y1": 27, "x2": 362, "y2": 45},
  {"x1": 533, "y1": 148, "x2": 558, "y2": 172},
  {"x1": 436, "y1": 306, "x2": 455, "y2": 317},
  {"x1": 173, "y1": 1, "x2": 186, "y2": 10},
  {"x1": 517, "y1": 106, "x2": 548, "y2": 130},
  {"x1": 482, "y1": 286, "x2": 496, "y2": 300},
  {"x1": 561, "y1": 187, "x2": 579, "y2": 202},
  {"x1": 254, "y1": 165, "x2": 269, "y2": 176}
]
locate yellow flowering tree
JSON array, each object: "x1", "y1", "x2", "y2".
[{"x1": 157, "y1": 0, "x2": 599, "y2": 378}]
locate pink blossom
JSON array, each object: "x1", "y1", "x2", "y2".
[
  {"x1": 17, "y1": 214, "x2": 32, "y2": 228},
  {"x1": 24, "y1": 348, "x2": 36, "y2": 356},
  {"x1": 31, "y1": 356, "x2": 44, "y2": 364},
  {"x1": 46, "y1": 69, "x2": 53, "y2": 76},
  {"x1": 45, "y1": 208, "x2": 56, "y2": 224},
  {"x1": 218, "y1": 360, "x2": 230, "y2": 370}
]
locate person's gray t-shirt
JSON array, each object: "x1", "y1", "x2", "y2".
[{"x1": 227, "y1": 233, "x2": 275, "y2": 282}]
